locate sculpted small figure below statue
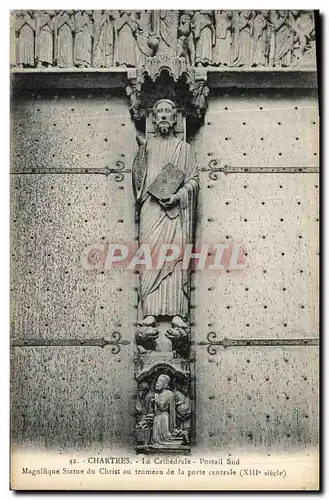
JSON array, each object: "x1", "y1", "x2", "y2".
[
  {"x1": 174, "y1": 381, "x2": 191, "y2": 443},
  {"x1": 152, "y1": 374, "x2": 185, "y2": 446},
  {"x1": 136, "y1": 382, "x2": 154, "y2": 427}
]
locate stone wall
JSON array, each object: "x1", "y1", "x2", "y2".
[
  {"x1": 10, "y1": 86, "x2": 319, "y2": 452},
  {"x1": 11, "y1": 90, "x2": 136, "y2": 450},
  {"x1": 194, "y1": 92, "x2": 319, "y2": 452}
]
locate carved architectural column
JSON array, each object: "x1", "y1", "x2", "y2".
[{"x1": 127, "y1": 56, "x2": 209, "y2": 453}]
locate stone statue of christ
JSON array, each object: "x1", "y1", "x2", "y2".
[{"x1": 132, "y1": 99, "x2": 199, "y2": 332}]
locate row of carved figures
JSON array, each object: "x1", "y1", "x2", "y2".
[{"x1": 12, "y1": 10, "x2": 316, "y2": 69}]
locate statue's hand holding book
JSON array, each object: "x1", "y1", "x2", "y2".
[{"x1": 160, "y1": 193, "x2": 180, "y2": 209}]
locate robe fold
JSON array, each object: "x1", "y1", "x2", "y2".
[
  {"x1": 56, "y1": 22, "x2": 73, "y2": 68},
  {"x1": 74, "y1": 13, "x2": 92, "y2": 67},
  {"x1": 93, "y1": 13, "x2": 113, "y2": 68},
  {"x1": 214, "y1": 11, "x2": 232, "y2": 66},
  {"x1": 114, "y1": 16, "x2": 137, "y2": 67},
  {"x1": 136, "y1": 12, "x2": 153, "y2": 67},
  {"x1": 273, "y1": 22, "x2": 294, "y2": 66},
  {"x1": 38, "y1": 22, "x2": 53, "y2": 66},
  {"x1": 153, "y1": 389, "x2": 177, "y2": 444},
  {"x1": 133, "y1": 135, "x2": 199, "y2": 319},
  {"x1": 252, "y1": 14, "x2": 269, "y2": 66},
  {"x1": 194, "y1": 12, "x2": 214, "y2": 66},
  {"x1": 158, "y1": 11, "x2": 179, "y2": 57}
]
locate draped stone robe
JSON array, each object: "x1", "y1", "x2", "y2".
[
  {"x1": 152, "y1": 389, "x2": 177, "y2": 444},
  {"x1": 133, "y1": 135, "x2": 199, "y2": 320}
]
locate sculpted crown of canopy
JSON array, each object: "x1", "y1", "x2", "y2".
[{"x1": 152, "y1": 99, "x2": 178, "y2": 134}]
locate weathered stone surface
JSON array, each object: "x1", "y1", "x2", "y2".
[
  {"x1": 11, "y1": 174, "x2": 136, "y2": 340},
  {"x1": 194, "y1": 89, "x2": 319, "y2": 170},
  {"x1": 11, "y1": 90, "x2": 136, "y2": 172},
  {"x1": 10, "y1": 346, "x2": 135, "y2": 451},
  {"x1": 195, "y1": 347, "x2": 319, "y2": 451},
  {"x1": 195, "y1": 169, "x2": 319, "y2": 340}
]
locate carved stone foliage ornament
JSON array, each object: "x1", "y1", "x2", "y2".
[{"x1": 12, "y1": 10, "x2": 316, "y2": 69}]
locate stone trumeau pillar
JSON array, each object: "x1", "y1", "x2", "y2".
[{"x1": 127, "y1": 57, "x2": 209, "y2": 453}]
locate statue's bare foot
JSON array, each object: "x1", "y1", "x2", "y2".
[
  {"x1": 172, "y1": 315, "x2": 188, "y2": 330},
  {"x1": 142, "y1": 315, "x2": 156, "y2": 327}
]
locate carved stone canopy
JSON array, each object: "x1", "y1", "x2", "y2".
[
  {"x1": 135, "y1": 361, "x2": 190, "y2": 385},
  {"x1": 127, "y1": 56, "x2": 209, "y2": 124}
]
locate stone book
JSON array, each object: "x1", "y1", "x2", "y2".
[
  {"x1": 147, "y1": 163, "x2": 185, "y2": 201},
  {"x1": 10, "y1": 8, "x2": 319, "y2": 493}
]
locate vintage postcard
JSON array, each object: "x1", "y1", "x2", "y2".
[{"x1": 10, "y1": 9, "x2": 319, "y2": 491}]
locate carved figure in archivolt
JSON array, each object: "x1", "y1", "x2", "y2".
[
  {"x1": 74, "y1": 10, "x2": 93, "y2": 67},
  {"x1": 54, "y1": 11, "x2": 74, "y2": 68},
  {"x1": 113, "y1": 11, "x2": 138, "y2": 67},
  {"x1": 251, "y1": 10, "x2": 270, "y2": 67},
  {"x1": 213, "y1": 10, "x2": 233, "y2": 66},
  {"x1": 125, "y1": 84, "x2": 142, "y2": 121},
  {"x1": 15, "y1": 11, "x2": 36, "y2": 68},
  {"x1": 192, "y1": 10, "x2": 215, "y2": 67},
  {"x1": 290, "y1": 10, "x2": 315, "y2": 63},
  {"x1": 156, "y1": 11, "x2": 179, "y2": 57},
  {"x1": 232, "y1": 10, "x2": 254, "y2": 66},
  {"x1": 191, "y1": 82, "x2": 210, "y2": 119},
  {"x1": 92, "y1": 10, "x2": 114, "y2": 68},
  {"x1": 177, "y1": 11, "x2": 195, "y2": 65},
  {"x1": 35, "y1": 11, "x2": 55, "y2": 67},
  {"x1": 269, "y1": 10, "x2": 294, "y2": 67},
  {"x1": 132, "y1": 99, "x2": 199, "y2": 334},
  {"x1": 135, "y1": 10, "x2": 155, "y2": 67}
]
